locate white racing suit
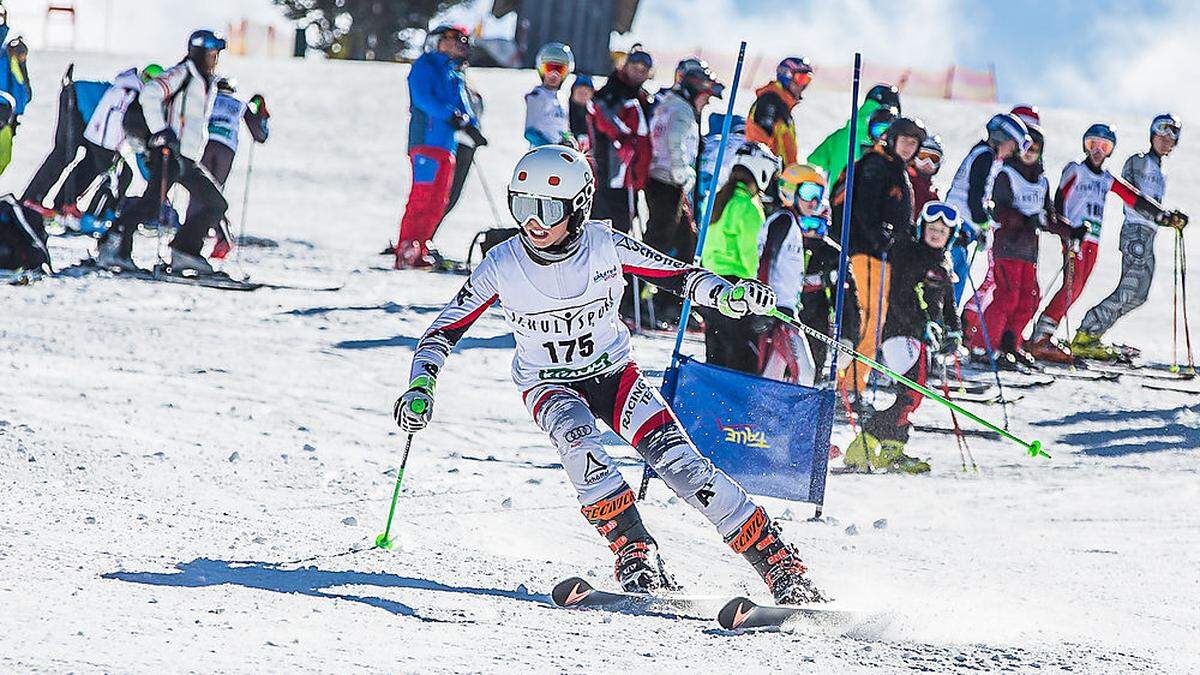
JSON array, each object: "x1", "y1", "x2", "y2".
[
  {"x1": 409, "y1": 221, "x2": 759, "y2": 538},
  {"x1": 1079, "y1": 151, "x2": 1168, "y2": 337}
]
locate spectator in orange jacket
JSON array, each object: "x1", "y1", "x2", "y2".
[{"x1": 745, "y1": 56, "x2": 812, "y2": 165}]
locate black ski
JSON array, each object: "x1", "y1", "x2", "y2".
[
  {"x1": 550, "y1": 577, "x2": 719, "y2": 620},
  {"x1": 913, "y1": 424, "x2": 1000, "y2": 440},
  {"x1": 1141, "y1": 381, "x2": 1200, "y2": 395},
  {"x1": 716, "y1": 596, "x2": 865, "y2": 631}
]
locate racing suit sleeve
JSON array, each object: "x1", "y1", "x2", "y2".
[
  {"x1": 611, "y1": 229, "x2": 732, "y2": 306},
  {"x1": 1109, "y1": 175, "x2": 1165, "y2": 223},
  {"x1": 408, "y1": 258, "x2": 501, "y2": 383},
  {"x1": 139, "y1": 65, "x2": 190, "y2": 135}
]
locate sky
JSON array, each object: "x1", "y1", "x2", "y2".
[{"x1": 6, "y1": 0, "x2": 1196, "y2": 118}]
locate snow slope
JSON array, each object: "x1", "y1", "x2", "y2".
[{"x1": 1, "y1": 49, "x2": 1198, "y2": 673}]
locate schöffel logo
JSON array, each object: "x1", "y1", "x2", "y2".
[
  {"x1": 593, "y1": 266, "x2": 620, "y2": 283},
  {"x1": 718, "y1": 421, "x2": 770, "y2": 449}
]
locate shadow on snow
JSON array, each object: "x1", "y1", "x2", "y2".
[
  {"x1": 1033, "y1": 401, "x2": 1200, "y2": 456},
  {"x1": 284, "y1": 302, "x2": 444, "y2": 317},
  {"x1": 102, "y1": 557, "x2": 551, "y2": 621}
]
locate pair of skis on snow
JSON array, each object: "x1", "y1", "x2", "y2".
[
  {"x1": 551, "y1": 577, "x2": 868, "y2": 631},
  {"x1": 51, "y1": 258, "x2": 343, "y2": 292}
]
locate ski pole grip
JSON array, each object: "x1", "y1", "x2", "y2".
[{"x1": 410, "y1": 399, "x2": 427, "y2": 415}]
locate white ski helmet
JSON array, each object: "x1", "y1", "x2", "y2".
[
  {"x1": 508, "y1": 144, "x2": 595, "y2": 262},
  {"x1": 732, "y1": 142, "x2": 782, "y2": 192},
  {"x1": 535, "y1": 42, "x2": 575, "y2": 77}
]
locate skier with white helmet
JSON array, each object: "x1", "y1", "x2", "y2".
[
  {"x1": 944, "y1": 112, "x2": 1032, "y2": 305},
  {"x1": 396, "y1": 144, "x2": 824, "y2": 605},
  {"x1": 1072, "y1": 114, "x2": 1189, "y2": 360},
  {"x1": 524, "y1": 42, "x2": 573, "y2": 147}
]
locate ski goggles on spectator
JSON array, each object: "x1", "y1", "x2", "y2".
[
  {"x1": 799, "y1": 215, "x2": 829, "y2": 236},
  {"x1": 1083, "y1": 136, "x2": 1115, "y2": 155},
  {"x1": 509, "y1": 193, "x2": 568, "y2": 227},
  {"x1": 538, "y1": 61, "x2": 570, "y2": 78},
  {"x1": 914, "y1": 149, "x2": 942, "y2": 171},
  {"x1": 868, "y1": 121, "x2": 891, "y2": 141},
  {"x1": 1151, "y1": 119, "x2": 1181, "y2": 141},
  {"x1": 779, "y1": 180, "x2": 825, "y2": 205},
  {"x1": 920, "y1": 201, "x2": 960, "y2": 228}
]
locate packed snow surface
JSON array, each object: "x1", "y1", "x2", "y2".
[{"x1": 2, "y1": 50, "x2": 1198, "y2": 673}]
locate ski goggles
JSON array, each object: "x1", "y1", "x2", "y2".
[
  {"x1": 868, "y1": 120, "x2": 891, "y2": 141},
  {"x1": 782, "y1": 180, "x2": 825, "y2": 203},
  {"x1": 1084, "y1": 136, "x2": 1115, "y2": 155},
  {"x1": 799, "y1": 215, "x2": 829, "y2": 236},
  {"x1": 509, "y1": 193, "x2": 568, "y2": 228},
  {"x1": 1151, "y1": 119, "x2": 1181, "y2": 141},
  {"x1": 538, "y1": 61, "x2": 570, "y2": 78},
  {"x1": 920, "y1": 201, "x2": 960, "y2": 228},
  {"x1": 914, "y1": 149, "x2": 942, "y2": 171},
  {"x1": 787, "y1": 71, "x2": 814, "y2": 90},
  {"x1": 1020, "y1": 143, "x2": 1043, "y2": 161}
]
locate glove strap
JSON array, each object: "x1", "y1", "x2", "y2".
[{"x1": 409, "y1": 374, "x2": 436, "y2": 395}]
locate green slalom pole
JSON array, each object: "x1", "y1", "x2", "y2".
[
  {"x1": 763, "y1": 305, "x2": 1048, "y2": 459},
  {"x1": 376, "y1": 408, "x2": 421, "y2": 549}
]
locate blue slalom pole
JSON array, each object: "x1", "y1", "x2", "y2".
[
  {"x1": 639, "y1": 41, "x2": 748, "y2": 500},
  {"x1": 827, "y1": 53, "x2": 862, "y2": 383}
]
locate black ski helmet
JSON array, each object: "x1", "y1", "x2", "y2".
[
  {"x1": 187, "y1": 29, "x2": 226, "y2": 74},
  {"x1": 677, "y1": 59, "x2": 725, "y2": 101},
  {"x1": 885, "y1": 116, "x2": 928, "y2": 155},
  {"x1": 866, "y1": 84, "x2": 901, "y2": 113}
]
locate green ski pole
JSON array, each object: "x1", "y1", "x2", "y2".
[
  {"x1": 376, "y1": 414, "x2": 420, "y2": 549},
  {"x1": 760, "y1": 303, "x2": 1048, "y2": 459}
]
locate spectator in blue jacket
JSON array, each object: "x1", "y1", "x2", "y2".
[
  {"x1": 393, "y1": 23, "x2": 486, "y2": 269},
  {"x1": 0, "y1": 23, "x2": 31, "y2": 128}
]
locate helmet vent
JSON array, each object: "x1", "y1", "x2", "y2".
[
  {"x1": 548, "y1": 175, "x2": 561, "y2": 186},
  {"x1": 517, "y1": 171, "x2": 528, "y2": 181}
]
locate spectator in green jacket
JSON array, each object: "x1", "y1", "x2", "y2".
[
  {"x1": 700, "y1": 142, "x2": 781, "y2": 372},
  {"x1": 807, "y1": 83, "x2": 900, "y2": 188}
]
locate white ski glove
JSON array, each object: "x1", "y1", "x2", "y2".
[
  {"x1": 717, "y1": 279, "x2": 777, "y2": 319},
  {"x1": 394, "y1": 375, "x2": 436, "y2": 433}
]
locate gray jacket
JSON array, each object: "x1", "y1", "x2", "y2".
[
  {"x1": 1121, "y1": 152, "x2": 1165, "y2": 227},
  {"x1": 648, "y1": 89, "x2": 699, "y2": 191}
]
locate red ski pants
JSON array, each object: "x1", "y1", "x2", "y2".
[
  {"x1": 964, "y1": 256, "x2": 1041, "y2": 350},
  {"x1": 1041, "y1": 240, "x2": 1099, "y2": 327},
  {"x1": 396, "y1": 146, "x2": 455, "y2": 264}
]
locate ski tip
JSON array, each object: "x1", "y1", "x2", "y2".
[
  {"x1": 716, "y1": 596, "x2": 757, "y2": 631},
  {"x1": 551, "y1": 577, "x2": 594, "y2": 607}
]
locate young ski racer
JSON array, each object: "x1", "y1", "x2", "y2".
[
  {"x1": 1072, "y1": 115, "x2": 1189, "y2": 359},
  {"x1": 1026, "y1": 123, "x2": 1179, "y2": 363},
  {"x1": 757, "y1": 163, "x2": 859, "y2": 385},
  {"x1": 395, "y1": 145, "x2": 826, "y2": 605},
  {"x1": 943, "y1": 113, "x2": 1031, "y2": 305},
  {"x1": 844, "y1": 201, "x2": 963, "y2": 474},
  {"x1": 523, "y1": 42, "x2": 573, "y2": 148},
  {"x1": 960, "y1": 122, "x2": 1063, "y2": 368}
]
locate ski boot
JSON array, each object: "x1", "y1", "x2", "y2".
[
  {"x1": 1069, "y1": 331, "x2": 1118, "y2": 361},
  {"x1": 1001, "y1": 332, "x2": 1039, "y2": 371},
  {"x1": 96, "y1": 236, "x2": 139, "y2": 273},
  {"x1": 842, "y1": 431, "x2": 880, "y2": 472},
  {"x1": 1025, "y1": 335, "x2": 1074, "y2": 364},
  {"x1": 582, "y1": 487, "x2": 669, "y2": 593},
  {"x1": 728, "y1": 507, "x2": 826, "y2": 604},
  {"x1": 876, "y1": 439, "x2": 931, "y2": 474},
  {"x1": 169, "y1": 248, "x2": 215, "y2": 275}
]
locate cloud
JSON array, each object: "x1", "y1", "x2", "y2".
[{"x1": 1021, "y1": 0, "x2": 1199, "y2": 118}]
